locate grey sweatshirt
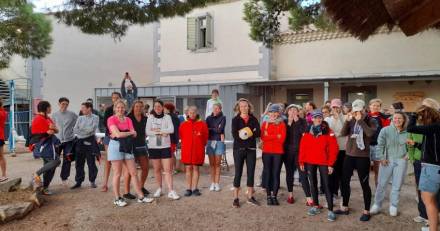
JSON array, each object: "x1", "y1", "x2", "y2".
[
  {"x1": 52, "y1": 110, "x2": 78, "y2": 143},
  {"x1": 74, "y1": 114, "x2": 100, "y2": 139}
]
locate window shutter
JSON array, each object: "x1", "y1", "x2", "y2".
[
  {"x1": 187, "y1": 17, "x2": 198, "y2": 51},
  {"x1": 206, "y1": 14, "x2": 213, "y2": 48}
]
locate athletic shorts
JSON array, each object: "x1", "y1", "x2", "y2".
[
  {"x1": 206, "y1": 140, "x2": 225, "y2": 156},
  {"x1": 133, "y1": 145, "x2": 149, "y2": 157},
  {"x1": 149, "y1": 148, "x2": 172, "y2": 160}
]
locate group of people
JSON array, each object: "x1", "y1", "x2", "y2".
[{"x1": 0, "y1": 80, "x2": 437, "y2": 230}]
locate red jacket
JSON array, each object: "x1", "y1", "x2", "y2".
[
  {"x1": 0, "y1": 109, "x2": 7, "y2": 140},
  {"x1": 179, "y1": 119, "x2": 209, "y2": 165},
  {"x1": 299, "y1": 125, "x2": 339, "y2": 166},
  {"x1": 261, "y1": 121, "x2": 286, "y2": 154}
]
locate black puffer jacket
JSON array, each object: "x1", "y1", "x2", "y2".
[
  {"x1": 231, "y1": 114, "x2": 260, "y2": 149},
  {"x1": 407, "y1": 116, "x2": 440, "y2": 166},
  {"x1": 284, "y1": 118, "x2": 307, "y2": 153}
]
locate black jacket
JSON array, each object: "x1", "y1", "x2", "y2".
[
  {"x1": 169, "y1": 113, "x2": 180, "y2": 145},
  {"x1": 231, "y1": 114, "x2": 260, "y2": 149},
  {"x1": 206, "y1": 112, "x2": 226, "y2": 141},
  {"x1": 103, "y1": 105, "x2": 114, "y2": 136},
  {"x1": 408, "y1": 116, "x2": 440, "y2": 166},
  {"x1": 284, "y1": 118, "x2": 307, "y2": 153}
]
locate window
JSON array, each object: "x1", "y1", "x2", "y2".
[
  {"x1": 287, "y1": 89, "x2": 313, "y2": 108},
  {"x1": 341, "y1": 86, "x2": 377, "y2": 103},
  {"x1": 187, "y1": 14, "x2": 213, "y2": 51}
]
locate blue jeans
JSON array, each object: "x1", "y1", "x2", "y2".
[{"x1": 373, "y1": 158, "x2": 408, "y2": 208}]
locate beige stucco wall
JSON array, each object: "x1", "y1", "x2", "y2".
[
  {"x1": 274, "y1": 30, "x2": 440, "y2": 80},
  {"x1": 39, "y1": 17, "x2": 154, "y2": 112},
  {"x1": 158, "y1": 1, "x2": 263, "y2": 83}
]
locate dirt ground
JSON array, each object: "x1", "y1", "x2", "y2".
[{"x1": 1, "y1": 153, "x2": 425, "y2": 231}]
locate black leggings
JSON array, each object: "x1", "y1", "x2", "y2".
[
  {"x1": 283, "y1": 149, "x2": 310, "y2": 197},
  {"x1": 306, "y1": 164, "x2": 333, "y2": 211},
  {"x1": 233, "y1": 148, "x2": 256, "y2": 188},
  {"x1": 262, "y1": 154, "x2": 283, "y2": 197},
  {"x1": 341, "y1": 155, "x2": 372, "y2": 211},
  {"x1": 329, "y1": 150, "x2": 346, "y2": 196}
]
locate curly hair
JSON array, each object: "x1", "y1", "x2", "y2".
[
  {"x1": 416, "y1": 105, "x2": 440, "y2": 125},
  {"x1": 233, "y1": 98, "x2": 254, "y2": 115}
]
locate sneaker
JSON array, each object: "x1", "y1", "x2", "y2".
[
  {"x1": 214, "y1": 183, "x2": 221, "y2": 192},
  {"x1": 308, "y1": 207, "x2": 321, "y2": 216},
  {"x1": 414, "y1": 216, "x2": 428, "y2": 223},
  {"x1": 33, "y1": 174, "x2": 42, "y2": 187},
  {"x1": 141, "y1": 187, "x2": 150, "y2": 195},
  {"x1": 168, "y1": 190, "x2": 180, "y2": 200},
  {"x1": 114, "y1": 197, "x2": 127, "y2": 207},
  {"x1": 421, "y1": 226, "x2": 429, "y2": 231},
  {"x1": 192, "y1": 189, "x2": 202, "y2": 196},
  {"x1": 233, "y1": 198, "x2": 240, "y2": 208},
  {"x1": 247, "y1": 197, "x2": 260, "y2": 206},
  {"x1": 137, "y1": 197, "x2": 154, "y2": 203},
  {"x1": 61, "y1": 180, "x2": 68, "y2": 187},
  {"x1": 272, "y1": 197, "x2": 280, "y2": 206},
  {"x1": 70, "y1": 183, "x2": 81, "y2": 190},
  {"x1": 123, "y1": 193, "x2": 136, "y2": 200},
  {"x1": 184, "y1": 189, "x2": 192, "y2": 197},
  {"x1": 41, "y1": 188, "x2": 53, "y2": 195},
  {"x1": 153, "y1": 188, "x2": 162, "y2": 198},
  {"x1": 334, "y1": 209, "x2": 349, "y2": 215},
  {"x1": 209, "y1": 183, "x2": 215, "y2": 191},
  {"x1": 370, "y1": 204, "x2": 381, "y2": 215},
  {"x1": 389, "y1": 206, "x2": 398, "y2": 217},
  {"x1": 328, "y1": 211, "x2": 337, "y2": 222},
  {"x1": 90, "y1": 182, "x2": 97, "y2": 188},
  {"x1": 360, "y1": 213, "x2": 371, "y2": 222},
  {"x1": 287, "y1": 196, "x2": 295, "y2": 204},
  {"x1": 267, "y1": 196, "x2": 274, "y2": 206}
]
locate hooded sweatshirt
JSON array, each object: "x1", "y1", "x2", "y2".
[{"x1": 376, "y1": 124, "x2": 408, "y2": 161}]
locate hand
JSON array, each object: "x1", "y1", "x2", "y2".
[
  {"x1": 47, "y1": 129, "x2": 55, "y2": 135},
  {"x1": 404, "y1": 155, "x2": 409, "y2": 161},
  {"x1": 293, "y1": 115, "x2": 299, "y2": 122},
  {"x1": 406, "y1": 139, "x2": 415, "y2": 146},
  {"x1": 220, "y1": 134, "x2": 225, "y2": 142},
  {"x1": 380, "y1": 160, "x2": 389, "y2": 166},
  {"x1": 354, "y1": 112, "x2": 363, "y2": 121},
  {"x1": 300, "y1": 165, "x2": 305, "y2": 172},
  {"x1": 328, "y1": 167, "x2": 334, "y2": 175}
]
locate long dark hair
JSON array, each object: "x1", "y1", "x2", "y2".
[
  {"x1": 129, "y1": 100, "x2": 145, "y2": 116},
  {"x1": 37, "y1": 101, "x2": 51, "y2": 117},
  {"x1": 151, "y1": 99, "x2": 164, "y2": 117},
  {"x1": 416, "y1": 105, "x2": 440, "y2": 125}
]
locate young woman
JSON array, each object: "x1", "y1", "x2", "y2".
[
  {"x1": 336, "y1": 99, "x2": 377, "y2": 222},
  {"x1": 261, "y1": 104, "x2": 286, "y2": 206},
  {"x1": 299, "y1": 110, "x2": 339, "y2": 221},
  {"x1": 407, "y1": 99, "x2": 440, "y2": 231},
  {"x1": 146, "y1": 100, "x2": 180, "y2": 200},
  {"x1": 30, "y1": 101, "x2": 60, "y2": 195},
  {"x1": 127, "y1": 100, "x2": 150, "y2": 196},
  {"x1": 231, "y1": 98, "x2": 261, "y2": 208},
  {"x1": 283, "y1": 104, "x2": 308, "y2": 204},
  {"x1": 179, "y1": 106, "x2": 209, "y2": 196},
  {"x1": 325, "y1": 98, "x2": 347, "y2": 198},
  {"x1": 107, "y1": 100, "x2": 153, "y2": 207},
  {"x1": 370, "y1": 112, "x2": 408, "y2": 216},
  {"x1": 305, "y1": 101, "x2": 317, "y2": 125},
  {"x1": 367, "y1": 98, "x2": 390, "y2": 187},
  {"x1": 206, "y1": 103, "x2": 226, "y2": 192},
  {"x1": 0, "y1": 99, "x2": 7, "y2": 182},
  {"x1": 321, "y1": 105, "x2": 331, "y2": 120},
  {"x1": 164, "y1": 103, "x2": 180, "y2": 174}
]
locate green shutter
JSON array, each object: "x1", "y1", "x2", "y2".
[
  {"x1": 187, "y1": 17, "x2": 198, "y2": 50},
  {"x1": 206, "y1": 14, "x2": 213, "y2": 48}
]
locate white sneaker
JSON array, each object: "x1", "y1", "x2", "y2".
[
  {"x1": 113, "y1": 198, "x2": 127, "y2": 207},
  {"x1": 421, "y1": 226, "x2": 429, "y2": 231},
  {"x1": 214, "y1": 183, "x2": 221, "y2": 192},
  {"x1": 138, "y1": 197, "x2": 154, "y2": 203},
  {"x1": 414, "y1": 216, "x2": 428, "y2": 223},
  {"x1": 153, "y1": 188, "x2": 162, "y2": 198},
  {"x1": 209, "y1": 183, "x2": 215, "y2": 191},
  {"x1": 62, "y1": 180, "x2": 68, "y2": 187},
  {"x1": 370, "y1": 204, "x2": 381, "y2": 215},
  {"x1": 168, "y1": 190, "x2": 180, "y2": 200},
  {"x1": 389, "y1": 206, "x2": 398, "y2": 217}
]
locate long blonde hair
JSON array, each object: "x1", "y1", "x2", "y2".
[{"x1": 233, "y1": 98, "x2": 254, "y2": 115}]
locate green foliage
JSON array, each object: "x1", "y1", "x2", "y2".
[
  {"x1": 55, "y1": 0, "x2": 223, "y2": 39},
  {"x1": 0, "y1": 0, "x2": 53, "y2": 69},
  {"x1": 243, "y1": 0, "x2": 335, "y2": 48}
]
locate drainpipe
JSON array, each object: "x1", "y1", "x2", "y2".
[{"x1": 324, "y1": 81, "x2": 329, "y2": 103}]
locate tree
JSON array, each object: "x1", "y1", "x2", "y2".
[
  {"x1": 0, "y1": 0, "x2": 52, "y2": 69},
  {"x1": 55, "y1": 0, "x2": 223, "y2": 39},
  {"x1": 243, "y1": 0, "x2": 334, "y2": 48}
]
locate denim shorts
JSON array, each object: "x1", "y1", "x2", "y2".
[
  {"x1": 419, "y1": 163, "x2": 440, "y2": 194},
  {"x1": 206, "y1": 140, "x2": 226, "y2": 156},
  {"x1": 370, "y1": 145, "x2": 380, "y2": 161},
  {"x1": 107, "y1": 139, "x2": 135, "y2": 161},
  {"x1": 103, "y1": 135, "x2": 111, "y2": 146}
]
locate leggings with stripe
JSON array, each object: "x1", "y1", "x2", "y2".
[{"x1": 341, "y1": 155, "x2": 372, "y2": 211}]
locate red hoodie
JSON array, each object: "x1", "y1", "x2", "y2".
[
  {"x1": 179, "y1": 119, "x2": 209, "y2": 165},
  {"x1": 261, "y1": 121, "x2": 286, "y2": 154},
  {"x1": 299, "y1": 125, "x2": 339, "y2": 166}
]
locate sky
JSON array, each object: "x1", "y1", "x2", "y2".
[{"x1": 30, "y1": 0, "x2": 66, "y2": 13}]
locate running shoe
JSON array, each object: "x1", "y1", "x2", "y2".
[
  {"x1": 287, "y1": 196, "x2": 295, "y2": 204},
  {"x1": 123, "y1": 193, "x2": 136, "y2": 200},
  {"x1": 114, "y1": 197, "x2": 127, "y2": 207},
  {"x1": 359, "y1": 213, "x2": 371, "y2": 222},
  {"x1": 138, "y1": 197, "x2": 154, "y2": 203},
  {"x1": 233, "y1": 198, "x2": 240, "y2": 208},
  {"x1": 307, "y1": 207, "x2": 321, "y2": 216},
  {"x1": 247, "y1": 197, "x2": 260, "y2": 206},
  {"x1": 153, "y1": 188, "x2": 162, "y2": 198},
  {"x1": 214, "y1": 183, "x2": 221, "y2": 192},
  {"x1": 168, "y1": 190, "x2": 180, "y2": 200},
  {"x1": 192, "y1": 189, "x2": 202, "y2": 196},
  {"x1": 328, "y1": 211, "x2": 337, "y2": 222},
  {"x1": 184, "y1": 189, "x2": 192, "y2": 197},
  {"x1": 209, "y1": 183, "x2": 215, "y2": 191}
]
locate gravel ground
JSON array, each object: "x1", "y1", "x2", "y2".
[{"x1": 1, "y1": 153, "x2": 425, "y2": 231}]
